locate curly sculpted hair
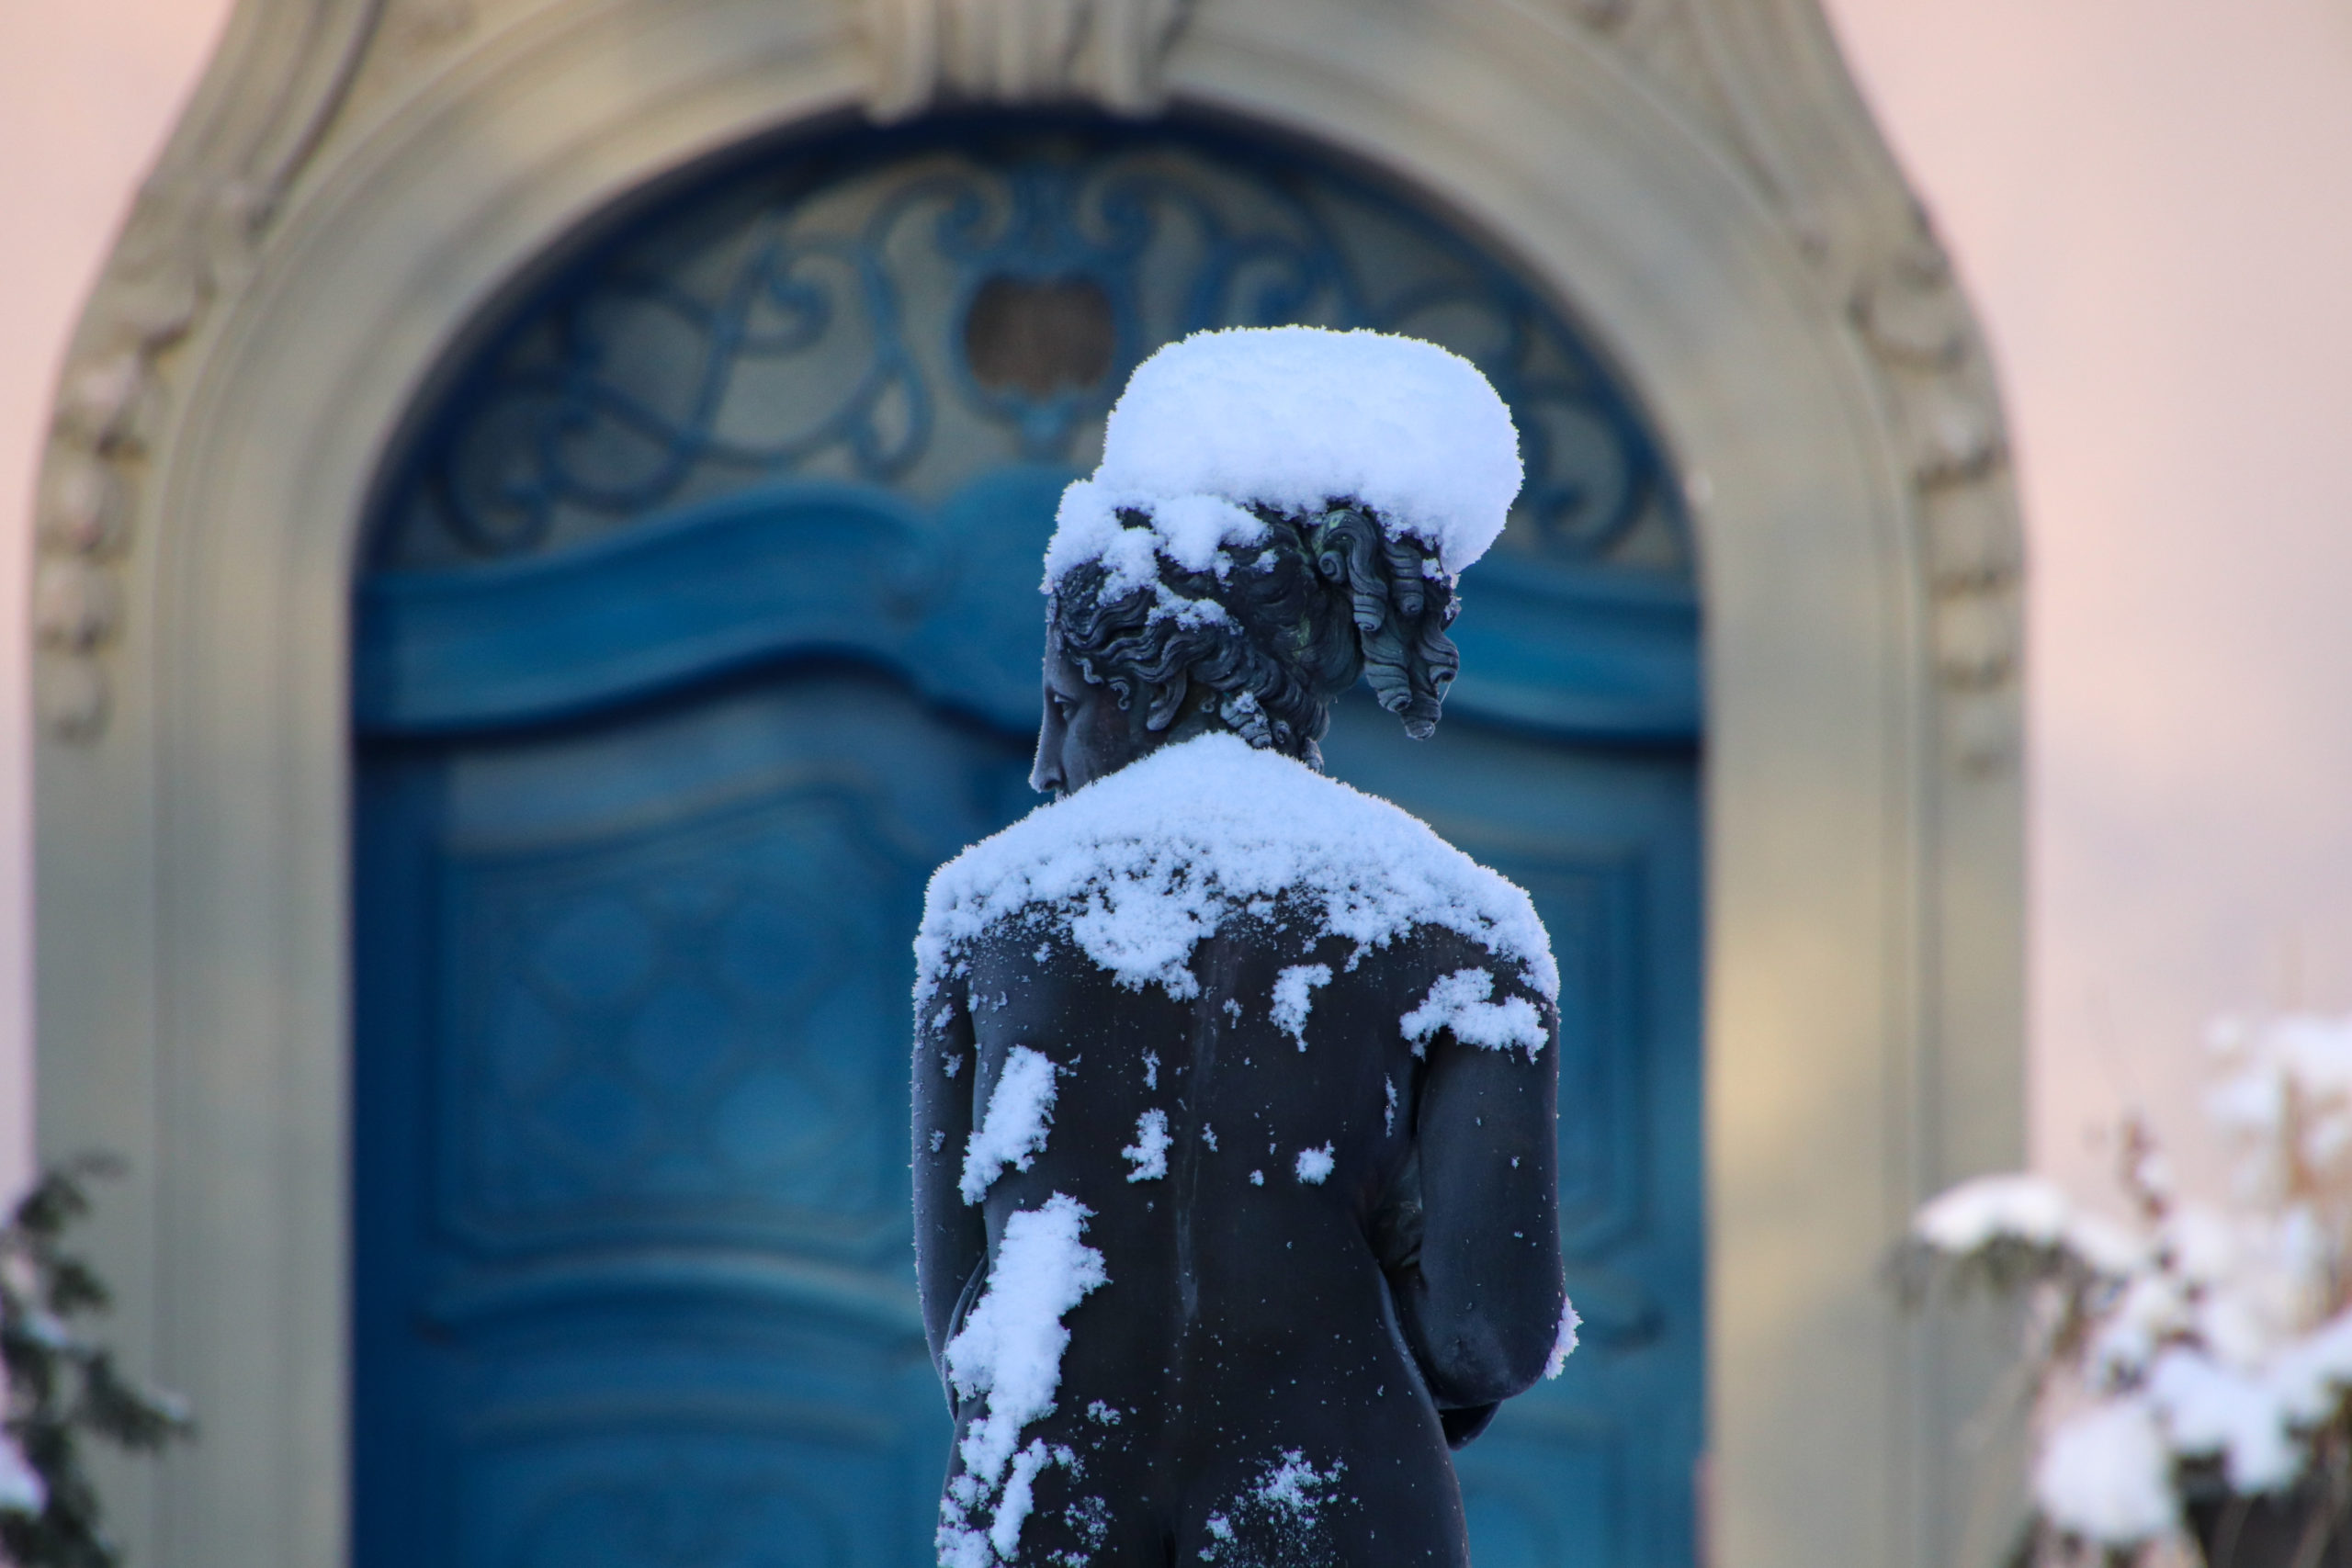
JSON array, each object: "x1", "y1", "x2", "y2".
[{"x1": 1046, "y1": 502, "x2": 1462, "y2": 771}]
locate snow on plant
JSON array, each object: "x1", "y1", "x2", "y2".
[
  {"x1": 1904, "y1": 1013, "x2": 2352, "y2": 1562},
  {"x1": 1, "y1": 1156, "x2": 192, "y2": 1568},
  {"x1": 0, "y1": 1419, "x2": 39, "y2": 1521}
]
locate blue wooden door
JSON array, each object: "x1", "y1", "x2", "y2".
[{"x1": 354, "y1": 118, "x2": 1702, "y2": 1567}]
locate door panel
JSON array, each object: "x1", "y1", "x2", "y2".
[{"x1": 356, "y1": 670, "x2": 1029, "y2": 1565}]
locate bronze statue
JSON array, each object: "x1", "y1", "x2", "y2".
[{"x1": 913, "y1": 328, "x2": 1571, "y2": 1567}]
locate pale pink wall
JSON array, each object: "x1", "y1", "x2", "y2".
[
  {"x1": 0, "y1": 0, "x2": 235, "y2": 1198},
  {"x1": 2, "y1": 0, "x2": 2348, "y2": 1213},
  {"x1": 1823, "y1": 0, "x2": 2352, "y2": 1201}
]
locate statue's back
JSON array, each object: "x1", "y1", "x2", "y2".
[{"x1": 915, "y1": 741, "x2": 1566, "y2": 1566}]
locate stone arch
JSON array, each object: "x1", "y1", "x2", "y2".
[{"x1": 30, "y1": 2, "x2": 2023, "y2": 1565}]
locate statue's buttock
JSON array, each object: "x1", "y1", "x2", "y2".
[{"x1": 911, "y1": 328, "x2": 1576, "y2": 1567}]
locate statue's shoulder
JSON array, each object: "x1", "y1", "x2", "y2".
[{"x1": 916, "y1": 734, "x2": 1557, "y2": 1006}]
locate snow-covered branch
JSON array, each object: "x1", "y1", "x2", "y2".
[{"x1": 1908, "y1": 1014, "x2": 2352, "y2": 1561}]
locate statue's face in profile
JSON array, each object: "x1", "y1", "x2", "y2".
[{"x1": 1030, "y1": 641, "x2": 1157, "y2": 797}]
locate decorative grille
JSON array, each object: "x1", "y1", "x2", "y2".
[{"x1": 371, "y1": 119, "x2": 1686, "y2": 580}]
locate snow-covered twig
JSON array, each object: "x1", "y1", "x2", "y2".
[
  {"x1": 0, "y1": 1155, "x2": 193, "y2": 1568},
  {"x1": 1907, "y1": 1015, "x2": 2352, "y2": 1564}
]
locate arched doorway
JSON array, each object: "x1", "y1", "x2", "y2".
[
  {"x1": 351, "y1": 117, "x2": 1702, "y2": 1566},
  {"x1": 34, "y1": 5, "x2": 2024, "y2": 1564}
]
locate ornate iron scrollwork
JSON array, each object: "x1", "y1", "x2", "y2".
[{"x1": 376, "y1": 120, "x2": 1685, "y2": 578}]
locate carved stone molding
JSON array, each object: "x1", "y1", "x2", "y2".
[
  {"x1": 864, "y1": 0, "x2": 1194, "y2": 118},
  {"x1": 1849, "y1": 224, "x2": 2023, "y2": 771},
  {"x1": 1562, "y1": 0, "x2": 2027, "y2": 773},
  {"x1": 34, "y1": 0, "x2": 385, "y2": 739}
]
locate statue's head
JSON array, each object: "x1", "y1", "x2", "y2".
[
  {"x1": 1034, "y1": 502, "x2": 1458, "y2": 792},
  {"x1": 1030, "y1": 326, "x2": 1521, "y2": 796}
]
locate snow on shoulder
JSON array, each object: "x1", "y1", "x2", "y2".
[
  {"x1": 917, "y1": 733, "x2": 1556, "y2": 1006},
  {"x1": 1044, "y1": 326, "x2": 1522, "y2": 591},
  {"x1": 1401, "y1": 968, "x2": 1546, "y2": 1061}
]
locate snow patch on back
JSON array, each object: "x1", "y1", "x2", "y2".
[
  {"x1": 1271, "y1": 964, "x2": 1332, "y2": 1049},
  {"x1": 1257, "y1": 1451, "x2": 1344, "y2": 1521},
  {"x1": 985, "y1": 1440, "x2": 1052, "y2": 1562},
  {"x1": 1294, "y1": 1144, "x2": 1335, "y2": 1185},
  {"x1": 1199, "y1": 1450, "x2": 1348, "y2": 1563},
  {"x1": 917, "y1": 735, "x2": 1556, "y2": 1007},
  {"x1": 960, "y1": 1045, "x2": 1057, "y2": 1204},
  {"x1": 1049, "y1": 327, "x2": 1521, "y2": 578},
  {"x1": 939, "y1": 1193, "x2": 1108, "y2": 1565},
  {"x1": 1122, "y1": 1110, "x2": 1170, "y2": 1182},
  {"x1": 1400, "y1": 968, "x2": 1547, "y2": 1059}
]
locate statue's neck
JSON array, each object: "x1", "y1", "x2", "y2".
[{"x1": 1133, "y1": 705, "x2": 1321, "y2": 773}]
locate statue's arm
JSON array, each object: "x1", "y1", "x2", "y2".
[
  {"x1": 1391, "y1": 975, "x2": 1566, "y2": 1411},
  {"x1": 911, "y1": 979, "x2": 984, "y2": 1383}
]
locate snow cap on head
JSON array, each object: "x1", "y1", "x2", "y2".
[{"x1": 1043, "y1": 326, "x2": 1522, "y2": 592}]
